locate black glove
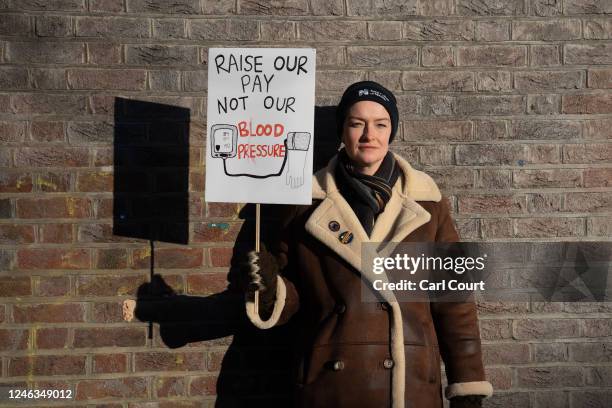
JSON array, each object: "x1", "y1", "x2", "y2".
[
  {"x1": 450, "y1": 395, "x2": 484, "y2": 408},
  {"x1": 240, "y1": 245, "x2": 279, "y2": 319}
]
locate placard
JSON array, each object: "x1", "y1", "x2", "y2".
[{"x1": 205, "y1": 48, "x2": 316, "y2": 204}]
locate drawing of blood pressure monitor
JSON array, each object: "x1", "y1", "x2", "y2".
[{"x1": 210, "y1": 124, "x2": 238, "y2": 158}]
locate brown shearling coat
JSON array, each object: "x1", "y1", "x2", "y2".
[{"x1": 246, "y1": 152, "x2": 493, "y2": 407}]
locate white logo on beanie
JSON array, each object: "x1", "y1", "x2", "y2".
[{"x1": 358, "y1": 88, "x2": 390, "y2": 102}]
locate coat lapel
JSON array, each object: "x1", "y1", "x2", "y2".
[{"x1": 305, "y1": 152, "x2": 442, "y2": 301}]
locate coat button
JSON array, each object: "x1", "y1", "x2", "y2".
[
  {"x1": 383, "y1": 358, "x2": 394, "y2": 369},
  {"x1": 328, "y1": 220, "x2": 340, "y2": 232},
  {"x1": 338, "y1": 231, "x2": 353, "y2": 244},
  {"x1": 335, "y1": 303, "x2": 346, "y2": 314},
  {"x1": 332, "y1": 360, "x2": 345, "y2": 371}
]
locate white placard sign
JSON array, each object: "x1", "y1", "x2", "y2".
[{"x1": 205, "y1": 48, "x2": 316, "y2": 205}]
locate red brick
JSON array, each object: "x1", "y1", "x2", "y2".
[
  {"x1": 159, "y1": 401, "x2": 202, "y2": 408},
  {"x1": 584, "y1": 168, "x2": 612, "y2": 187},
  {"x1": 39, "y1": 223, "x2": 74, "y2": 243},
  {"x1": 403, "y1": 120, "x2": 472, "y2": 142},
  {"x1": 13, "y1": 303, "x2": 85, "y2": 323},
  {"x1": 517, "y1": 366, "x2": 583, "y2": 387},
  {"x1": 35, "y1": 172, "x2": 72, "y2": 192},
  {"x1": 131, "y1": 247, "x2": 152, "y2": 269},
  {"x1": 192, "y1": 222, "x2": 241, "y2": 242},
  {"x1": 12, "y1": 93, "x2": 87, "y2": 114},
  {"x1": 514, "y1": 217, "x2": 584, "y2": 238},
  {"x1": 76, "y1": 171, "x2": 113, "y2": 192},
  {"x1": 513, "y1": 19, "x2": 581, "y2": 41},
  {"x1": 563, "y1": 143, "x2": 612, "y2": 164},
  {"x1": 93, "y1": 353, "x2": 128, "y2": 374},
  {"x1": 563, "y1": 93, "x2": 612, "y2": 114},
  {"x1": 209, "y1": 247, "x2": 233, "y2": 267},
  {"x1": 76, "y1": 274, "x2": 145, "y2": 296},
  {"x1": 0, "y1": 276, "x2": 31, "y2": 296},
  {"x1": 189, "y1": 171, "x2": 205, "y2": 192},
  {"x1": 514, "y1": 319, "x2": 580, "y2": 340},
  {"x1": 0, "y1": 224, "x2": 34, "y2": 244},
  {"x1": 565, "y1": 192, "x2": 611, "y2": 213},
  {"x1": 134, "y1": 351, "x2": 205, "y2": 372},
  {"x1": 478, "y1": 301, "x2": 530, "y2": 315},
  {"x1": 76, "y1": 16, "x2": 150, "y2": 38},
  {"x1": 482, "y1": 343, "x2": 530, "y2": 365},
  {"x1": 457, "y1": 45, "x2": 526, "y2": 66},
  {"x1": 584, "y1": 319, "x2": 612, "y2": 338},
  {"x1": 78, "y1": 223, "x2": 141, "y2": 243},
  {"x1": 96, "y1": 198, "x2": 113, "y2": 219},
  {"x1": 570, "y1": 342, "x2": 612, "y2": 362},
  {"x1": 422, "y1": 45, "x2": 454, "y2": 67},
  {"x1": 485, "y1": 367, "x2": 512, "y2": 390},
  {"x1": 15, "y1": 146, "x2": 88, "y2": 167},
  {"x1": 87, "y1": 42, "x2": 122, "y2": 64},
  {"x1": 402, "y1": 71, "x2": 473, "y2": 91},
  {"x1": 458, "y1": 194, "x2": 526, "y2": 214},
  {"x1": 96, "y1": 248, "x2": 128, "y2": 269},
  {"x1": 30, "y1": 121, "x2": 65, "y2": 142},
  {"x1": 18, "y1": 248, "x2": 90, "y2": 269},
  {"x1": 189, "y1": 375, "x2": 217, "y2": 396},
  {"x1": 91, "y1": 302, "x2": 124, "y2": 323},
  {"x1": 74, "y1": 327, "x2": 145, "y2": 348},
  {"x1": 206, "y1": 202, "x2": 239, "y2": 218},
  {"x1": 533, "y1": 343, "x2": 567, "y2": 363},
  {"x1": 207, "y1": 350, "x2": 226, "y2": 372},
  {"x1": 9, "y1": 354, "x2": 86, "y2": 376},
  {"x1": 35, "y1": 15, "x2": 71, "y2": 37},
  {"x1": 17, "y1": 197, "x2": 92, "y2": 219},
  {"x1": 156, "y1": 248, "x2": 203, "y2": 269},
  {"x1": 571, "y1": 390, "x2": 612, "y2": 408},
  {"x1": 155, "y1": 376, "x2": 186, "y2": 397},
  {"x1": 566, "y1": 0, "x2": 612, "y2": 14},
  {"x1": 94, "y1": 147, "x2": 113, "y2": 166},
  {"x1": 589, "y1": 68, "x2": 612, "y2": 88},
  {"x1": 37, "y1": 275, "x2": 70, "y2": 296},
  {"x1": 35, "y1": 327, "x2": 69, "y2": 349},
  {"x1": 0, "y1": 172, "x2": 31, "y2": 192},
  {"x1": 513, "y1": 169, "x2": 581, "y2": 188},
  {"x1": 68, "y1": 69, "x2": 146, "y2": 90},
  {"x1": 186, "y1": 273, "x2": 228, "y2": 295},
  {"x1": 0, "y1": 329, "x2": 29, "y2": 351},
  {"x1": 76, "y1": 378, "x2": 148, "y2": 400}
]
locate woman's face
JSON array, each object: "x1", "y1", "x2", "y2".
[{"x1": 341, "y1": 100, "x2": 391, "y2": 175}]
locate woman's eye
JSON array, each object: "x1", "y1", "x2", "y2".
[
  {"x1": 349, "y1": 122, "x2": 363, "y2": 127},
  {"x1": 377, "y1": 123, "x2": 387, "y2": 128}
]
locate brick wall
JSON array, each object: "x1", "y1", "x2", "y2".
[{"x1": 0, "y1": 0, "x2": 611, "y2": 407}]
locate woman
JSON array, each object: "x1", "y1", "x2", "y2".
[{"x1": 243, "y1": 81, "x2": 493, "y2": 408}]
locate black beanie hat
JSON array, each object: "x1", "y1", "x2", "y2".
[{"x1": 336, "y1": 80, "x2": 399, "y2": 143}]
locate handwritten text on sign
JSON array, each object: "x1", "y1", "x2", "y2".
[{"x1": 205, "y1": 48, "x2": 316, "y2": 205}]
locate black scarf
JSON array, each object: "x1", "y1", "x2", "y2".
[{"x1": 335, "y1": 148, "x2": 401, "y2": 237}]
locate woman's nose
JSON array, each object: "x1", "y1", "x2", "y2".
[{"x1": 361, "y1": 124, "x2": 374, "y2": 139}]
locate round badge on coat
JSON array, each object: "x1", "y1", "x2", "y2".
[
  {"x1": 328, "y1": 220, "x2": 340, "y2": 232},
  {"x1": 338, "y1": 231, "x2": 353, "y2": 244}
]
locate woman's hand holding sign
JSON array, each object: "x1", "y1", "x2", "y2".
[{"x1": 239, "y1": 244, "x2": 279, "y2": 320}]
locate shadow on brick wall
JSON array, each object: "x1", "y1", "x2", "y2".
[
  {"x1": 112, "y1": 97, "x2": 190, "y2": 244},
  {"x1": 127, "y1": 104, "x2": 339, "y2": 407}
]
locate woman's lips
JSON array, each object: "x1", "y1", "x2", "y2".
[{"x1": 358, "y1": 145, "x2": 377, "y2": 149}]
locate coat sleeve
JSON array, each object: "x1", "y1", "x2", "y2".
[
  {"x1": 429, "y1": 198, "x2": 493, "y2": 399},
  {"x1": 245, "y1": 204, "x2": 301, "y2": 329}
]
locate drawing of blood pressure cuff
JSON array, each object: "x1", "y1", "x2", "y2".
[
  {"x1": 286, "y1": 132, "x2": 310, "y2": 151},
  {"x1": 211, "y1": 124, "x2": 238, "y2": 158}
]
